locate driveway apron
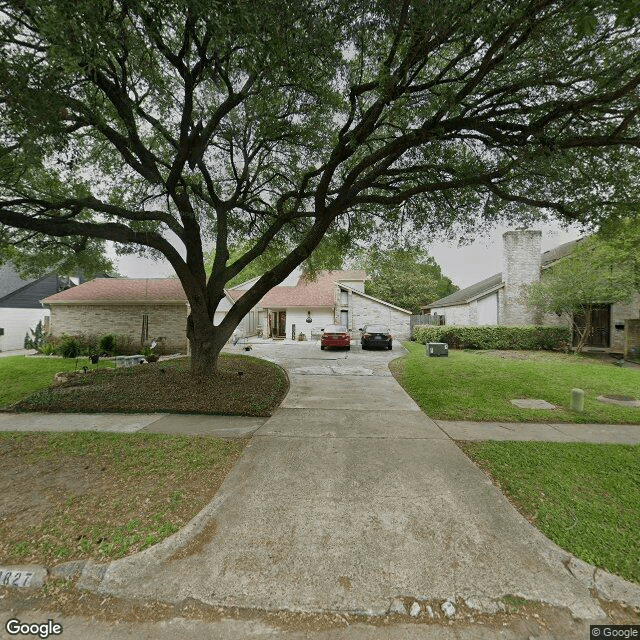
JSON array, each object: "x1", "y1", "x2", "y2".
[{"x1": 79, "y1": 343, "x2": 633, "y2": 619}]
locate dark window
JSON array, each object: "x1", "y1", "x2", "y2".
[{"x1": 141, "y1": 314, "x2": 149, "y2": 343}]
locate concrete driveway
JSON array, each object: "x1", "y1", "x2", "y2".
[{"x1": 76, "y1": 340, "x2": 640, "y2": 623}]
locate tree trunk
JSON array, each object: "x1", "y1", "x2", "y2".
[
  {"x1": 573, "y1": 307, "x2": 592, "y2": 354},
  {"x1": 186, "y1": 312, "x2": 230, "y2": 377}
]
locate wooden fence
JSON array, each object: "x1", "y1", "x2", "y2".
[{"x1": 409, "y1": 313, "x2": 444, "y2": 337}]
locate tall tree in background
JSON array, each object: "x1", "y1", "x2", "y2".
[
  {"x1": 527, "y1": 236, "x2": 636, "y2": 352},
  {"x1": 356, "y1": 246, "x2": 457, "y2": 313},
  {"x1": 1, "y1": 1, "x2": 639, "y2": 374}
]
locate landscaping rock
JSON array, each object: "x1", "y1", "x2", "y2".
[
  {"x1": 52, "y1": 372, "x2": 70, "y2": 385},
  {"x1": 464, "y1": 596, "x2": 506, "y2": 614},
  {"x1": 409, "y1": 601, "x2": 421, "y2": 618},
  {"x1": 597, "y1": 395, "x2": 640, "y2": 408},
  {"x1": 388, "y1": 598, "x2": 406, "y2": 615},
  {"x1": 425, "y1": 605, "x2": 434, "y2": 619},
  {"x1": 441, "y1": 600, "x2": 456, "y2": 617}
]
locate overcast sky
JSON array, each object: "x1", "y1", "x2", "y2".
[{"x1": 110, "y1": 219, "x2": 587, "y2": 290}]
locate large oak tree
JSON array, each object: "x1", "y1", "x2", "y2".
[{"x1": 1, "y1": 0, "x2": 639, "y2": 374}]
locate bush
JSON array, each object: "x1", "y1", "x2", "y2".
[
  {"x1": 412, "y1": 325, "x2": 571, "y2": 351},
  {"x1": 116, "y1": 334, "x2": 137, "y2": 355},
  {"x1": 39, "y1": 341, "x2": 58, "y2": 356},
  {"x1": 59, "y1": 335, "x2": 82, "y2": 358},
  {"x1": 99, "y1": 333, "x2": 118, "y2": 355},
  {"x1": 24, "y1": 320, "x2": 46, "y2": 350}
]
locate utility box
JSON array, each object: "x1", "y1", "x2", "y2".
[{"x1": 427, "y1": 342, "x2": 448, "y2": 357}]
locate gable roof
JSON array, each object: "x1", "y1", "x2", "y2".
[
  {"x1": 226, "y1": 270, "x2": 367, "y2": 308},
  {"x1": 0, "y1": 262, "x2": 32, "y2": 298},
  {"x1": 41, "y1": 270, "x2": 369, "y2": 309},
  {"x1": 338, "y1": 283, "x2": 412, "y2": 314},
  {"x1": 424, "y1": 237, "x2": 585, "y2": 309},
  {"x1": 259, "y1": 270, "x2": 366, "y2": 308},
  {"x1": 42, "y1": 278, "x2": 188, "y2": 304}
]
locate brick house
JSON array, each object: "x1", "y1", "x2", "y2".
[
  {"x1": 226, "y1": 268, "x2": 412, "y2": 341},
  {"x1": 422, "y1": 230, "x2": 640, "y2": 354},
  {"x1": 41, "y1": 268, "x2": 412, "y2": 351},
  {"x1": 42, "y1": 279, "x2": 192, "y2": 352},
  {"x1": 0, "y1": 262, "x2": 94, "y2": 352}
]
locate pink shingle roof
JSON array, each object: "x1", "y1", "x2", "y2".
[
  {"x1": 42, "y1": 278, "x2": 187, "y2": 304},
  {"x1": 42, "y1": 270, "x2": 367, "y2": 308},
  {"x1": 258, "y1": 270, "x2": 365, "y2": 308}
]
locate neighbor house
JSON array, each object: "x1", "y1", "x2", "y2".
[
  {"x1": 41, "y1": 268, "x2": 413, "y2": 351},
  {"x1": 421, "y1": 229, "x2": 640, "y2": 353},
  {"x1": 226, "y1": 268, "x2": 412, "y2": 340},
  {"x1": 42, "y1": 278, "x2": 192, "y2": 352},
  {"x1": 0, "y1": 262, "x2": 85, "y2": 352}
]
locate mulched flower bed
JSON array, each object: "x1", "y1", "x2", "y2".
[{"x1": 13, "y1": 354, "x2": 288, "y2": 416}]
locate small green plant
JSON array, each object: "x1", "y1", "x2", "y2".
[
  {"x1": 24, "y1": 320, "x2": 45, "y2": 350},
  {"x1": 59, "y1": 335, "x2": 81, "y2": 358},
  {"x1": 99, "y1": 333, "x2": 118, "y2": 355},
  {"x1": 39, "y1": 342, "x2": 58, "y2": 355}
]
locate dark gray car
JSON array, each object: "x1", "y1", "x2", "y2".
[{"x1": 360, "y1": 324, "x2": 392, "y2": 350}]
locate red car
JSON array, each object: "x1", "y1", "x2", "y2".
[{"x1": 320, "y1": 325, "x2": 351, "y2": 350}]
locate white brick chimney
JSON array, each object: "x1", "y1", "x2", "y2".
[{"x1": 500, "y1": 229, "x2": 542, "y2": 325}]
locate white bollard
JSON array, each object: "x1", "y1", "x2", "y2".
[{"x1": 571, "y1": 388, "x2": 585, "y2": 412}]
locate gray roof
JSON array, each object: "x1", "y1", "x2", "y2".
[
  {"x1": 424, "y1": 273, "x2": 503, "y2": 308},
  {"x1": 0, "y1": 262, "x2": 32, "y2": 298},
  {"x1": 424, "y1": 237, "x2": 584, "y2": 309}
]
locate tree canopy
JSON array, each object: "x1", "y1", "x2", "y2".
[
  {"x1": 527, "y1": 236, "x2": 636, "y2": 351},
  {"x1": 355, "y1": 245, "x2": 457, "y2": 313},
  {"x1": 1, "y1": 0, "x2": 639, "y2": 373}
]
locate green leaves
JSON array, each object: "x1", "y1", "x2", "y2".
[
  {"x1": 527, "y1": 236, "x2": 637, "y2": 318},
  {"x1": 356, "y1": 245, "x2": 457, "y2": 313}
]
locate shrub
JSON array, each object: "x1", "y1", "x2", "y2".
[
  {"x1": 39, "y1": 342, "x2": 58, "y2": 356},
  {"x1": 116, "y1": 334, "x2": 136, "y2": 355},
  {"x1": 99, "y1": 333, "x2": 118, "y2": 355},
  {"x1": 59, "y1": 335, "x2": 82, "y2": 358},
  {"x1": 412, "y1": 325, "x2": 571, "y2": 351},
  {"x1": 24, "y1": 320, "x2": 46, "y2": 350}
]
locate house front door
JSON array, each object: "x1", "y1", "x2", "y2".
[
  {"x1": 573, "y1": 304, "x2": 611, "y2": 348},
  {"x1": 271, "y1": 311, "x2": 286, "y2": 337}
]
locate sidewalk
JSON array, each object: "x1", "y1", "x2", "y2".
[
  {"x1": 0, "y1": 411, "x2": 637, "y2": 444},
  {"x1": 435, "y1": 420, "x2": 640, "y2": 444}
]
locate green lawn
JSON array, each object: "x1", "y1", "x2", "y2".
[
  {"x1": 391, "y1": 343, "x2": 640, "y2": 423},
  {"x1": 462, "y1": 441, "x2": 640, "y2": 584},
  {"x1": 0, "y1": 356, "x2": 115, "y2": 407}
]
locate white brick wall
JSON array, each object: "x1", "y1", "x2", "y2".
[
  {"x1": 350, "y1": 292, "x2": 411, "y2": 340},
  {"x1": 431, "y1": 304, "x2": 470, "y2": 326},
  {"x1": 501, "y1": 230, "x2": 542, "y2": 325}
]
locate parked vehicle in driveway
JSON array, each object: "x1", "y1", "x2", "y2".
[
  {"x1": 360, "y1": 324, "x2": 392, "y2": 350},
  {"x1": 320, "y1": 325, "x2": 350, "y2": 350}
]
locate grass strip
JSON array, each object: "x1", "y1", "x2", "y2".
[{"x1": 461, "y1": 441, "x2": 639, "y2": 585}]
